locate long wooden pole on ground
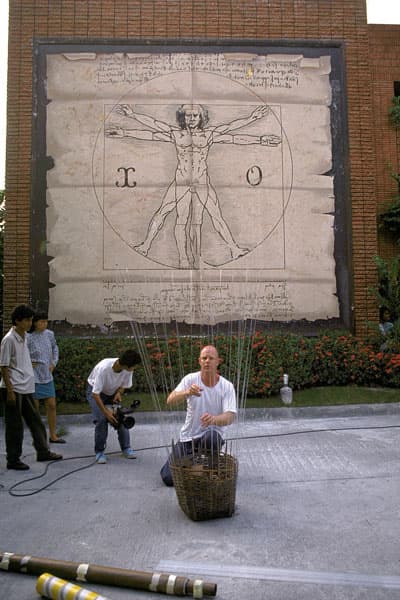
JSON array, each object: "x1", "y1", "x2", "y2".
[{"x1": 0, "y1": 551, "x2": 217, "y2": 598}]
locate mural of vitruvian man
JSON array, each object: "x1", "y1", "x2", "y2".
[
  {"x1": 43, "y1": 50, "x2": 341, "y2": 325},
  {"x1": 106, "y1": 103, "x2": 281, "y2": 269}
]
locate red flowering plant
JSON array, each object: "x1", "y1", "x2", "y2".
[
  {"x1": 310, "y1": 333, "x2": 383, "y2": 387},
  {"x1": 248, "y1": 331, "x2": 315, "y2": 396},
  {"x1": 55, "y1": 330, "x2": 400, "y2": 404},
  {"x1": 378, "y1": 351, "x2": 400, "y2": 387}
]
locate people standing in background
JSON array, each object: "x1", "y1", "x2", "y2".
[
  {"x1": 0, "y1": 305, "x2": 62, "y2": 470},
  {"x1": 27, "y1": 312, "x2": 65, "y2": 444},
  {"x1": 379, "y1": 306, "x2": 395, "y2": 352},
  {"x1": 379, "y1": 306, "x2": 394, "y2": 336}
]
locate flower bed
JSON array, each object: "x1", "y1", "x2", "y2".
[{"x1": 55, "y1": 331, "x2": 400, "y2": 403}]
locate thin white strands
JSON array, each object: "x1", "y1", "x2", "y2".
[
  {"x1": 122, "y1": 266, "x2": 259, "y2": 465},
  {"x1": 160, "y1": 320, "x2": 176, "y2": 392},
  {"x1": 230, "y1": 273, "x2": 260, "y2": 455},
  {"x1": 122, "y1": 273, "x2": 172, "y2": 449},
  {"x1": 237, "y1": 318, "x2": 257, "y2": 415},
  {"x1": 111, "y1": 271, "x2": 173, "y2": 442},
  {"x1": 129, "y1": 320, "x2": 162, "y2": 412},
  {"x1": 129, "y1": 320, "x2": 175, "y2": 455}
]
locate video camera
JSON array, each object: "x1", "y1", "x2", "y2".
[{"x1": 111, "y1": 399, "x2": 141, "y2": 429}]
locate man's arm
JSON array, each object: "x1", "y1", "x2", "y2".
[
  {"x1": 201, "y1": 379, "x2": 237, "y2": 427},
  {"x1": 112, "y1": 386, "x2": 126, "y2": 404},
  {"x1": 213, "y1": 105, "x2": 271, "y2": 134},
  {"x1": 1, "y1": 366, "x2": 16, "y2": 405},
  {"x1": 213, "y1": 132, "x2": 281, "y2": 146},
  {"x1": 106, "y1": 127, "x2": 172, "y2": 142},
  {"x1": 0, "y1": 338, "x2": 16, "y2": 404},
  {"x1": 167, "y1": 382, "x2": 202, "y2": 406},
  {"x1": 91, "y1": 392, "x2": 118, "y2": 427},
  {"x1": 115, "y1": 104, "x2": 174, "y2": 134},
  {"x1": 201, "y1": 411, "x2": 235, "y2": 428}
]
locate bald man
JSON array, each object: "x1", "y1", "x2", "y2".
[{"x1": 160, "y1": 345, "x2": 237, "y2": 486}]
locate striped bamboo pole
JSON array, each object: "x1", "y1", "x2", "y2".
[
  {"x1": 0, "y1": 551, "x2": 216, "y2": 598},
  {"x1": 37, "y1": 573, "x2": 112, "y2": 600}
]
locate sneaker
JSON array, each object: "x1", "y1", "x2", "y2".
[
  {"x1": 37, "y1": 451, "x2": 63, "y2": 462},
  {"x1": 123, "y1": 448, "x2": 137, "y2": 459},
  {"x1": 7, "y1": 460, "x2": 30, "y2": 471},
  {"x1": 95, "y1": 452, "x2": 107, "y2": 464}
]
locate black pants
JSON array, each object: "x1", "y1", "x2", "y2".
[
  {"x1": 3, "y1": 390, "x2": 49, "y2": 464},
  {"x1": 160, "y1": 428, "x2": 224, "y2": 487}
]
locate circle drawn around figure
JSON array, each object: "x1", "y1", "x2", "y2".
[{"x1": 95, "y1": 72, "x2": 293, "y2": 270}]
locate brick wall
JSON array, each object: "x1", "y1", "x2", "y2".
[
  {"x1": 5, "y1": 0, "x2": 380, "y2": 333},
  {"x1": 369, "y1": 24, "x2": 400, "y2": 260}
]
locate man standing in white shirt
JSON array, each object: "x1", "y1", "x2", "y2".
[
  {"x1": 160, "y1": 344, "x2": 237, "y2": 486},
  {"x1": 86, "y1": 349, "x2": 141, "y2": 464},
  {"x1": 0, "y1": 305, "x2": 62, "y2": 470}
]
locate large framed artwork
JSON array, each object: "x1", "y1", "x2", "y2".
[{"x1": 31, "y1": 41, "x2": 351, "y2": 329}]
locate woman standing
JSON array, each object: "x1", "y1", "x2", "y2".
[{"x1": 27, "y1": 312, "x2": 65, "y2": 444}]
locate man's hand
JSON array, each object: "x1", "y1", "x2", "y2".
[
  {"x1": 201, "y1": 411, "x2": 235, "y2": 428},
  {"x1": 115, "y1": 104, "x2": 134, "y2": 118},
  {"x1": 187, "y1": 384, "x2": 202, "y2": 397},
  {"x1": 261, "y1": 134, "x2": 281, "y2": 146},
  {"x1": 104, "y1": 407, "x2": 118, "y2": 427},
  {"x1": 105, "y1": 126, "x2": 124, "y2": 138},
  {"x1": 6, "y1": 389, "x2": 16, "y2": 405},
  {"x1": 112, "y1": 392, "x2": 122, "y2": 404},
  {"x1": 251, "y1": 105, "x2": 270, "y2": 120},
  {"x1": 200, "y1": 412, "x2": 215, "y2": 428}
]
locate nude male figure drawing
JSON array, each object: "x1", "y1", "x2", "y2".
[{"x1": 107, "y1": 103, "x2": 281, "y2": 269}]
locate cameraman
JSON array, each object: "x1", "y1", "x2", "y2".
[{"x1": 86, "y1": 349, "x2": 141, "y2": 464}]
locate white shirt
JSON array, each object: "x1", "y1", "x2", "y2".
[
  {"x1": 176, "y1": 372, "x2": 237, "y2": 442},
  {"x1": 87, "y1": 358, "x2": 133, "y2": 395},
  {"x1": 0, "y1": 328, "x2": 35, "y2": 394}
]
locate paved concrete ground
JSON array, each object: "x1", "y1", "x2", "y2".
[{"x1": 1, "y1": 404, "x2": 400, "y2": 600}]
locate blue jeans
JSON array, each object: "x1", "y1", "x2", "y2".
[
  {"x1": 86, "y1": 385, "x2": 131, "y2": 454},
  {"x1": 160, "y1": 428, "x2": 224, "y2": 487}
]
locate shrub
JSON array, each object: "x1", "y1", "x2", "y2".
[
  {"x1": 389, "y1": 96, "x2": 400, "y2": 128},
  {"x1": 54, "y1": 331, "x2": 400, "y2": 404}
]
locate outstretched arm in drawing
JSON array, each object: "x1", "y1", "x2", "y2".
[
  {"x1": 212, "y1": 132, "x2": 282, "y2": 146},
  {"x1": 213, "y1": 105, "x2": 272, "y2": 134},
  {"x1": 115, "y1": 104, "x2": 175, "y2": 134},
  {"x1": 106, "y1": 126, "x2": 172, "y2": 142}
]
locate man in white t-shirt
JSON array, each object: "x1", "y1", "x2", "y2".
[
  {"x1": 160, "y1": 345, "x2": 237, "y2": 486},
  {"x1": 86, "y1": 349, "x2": 141, "y2": 464},
  {"x1": 0, "y1": 305, "x2": 63, "y2": 470}
]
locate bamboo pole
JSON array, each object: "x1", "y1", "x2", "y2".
[
  {"x1": 37, "y1": 573, "x2": 112, "y2": 600},
  {"x1": 0, "y1": 551, "x2": 217, "y2": 598}
]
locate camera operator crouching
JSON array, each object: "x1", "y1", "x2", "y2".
[{"x1": 86, "y1": 349, "x2": 141, "y2": 464}]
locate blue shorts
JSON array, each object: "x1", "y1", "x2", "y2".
[{"x1": 33, "y1": 380, "x2": 56, "y2": 400}]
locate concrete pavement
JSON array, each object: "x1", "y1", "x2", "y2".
[{"x1": 1, "y1": 403, "x2": 400, "y2": 599}]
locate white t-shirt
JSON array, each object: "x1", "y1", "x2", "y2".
[
  {"x1": 87, "y1": 358, "x2": 133, "y2": 396},
  {"x1": 0, "y1": 328, "x2": 35, "y2": 394},
  {"x1": 176, "y1": 372, "x2": 237, "y2": 442}
]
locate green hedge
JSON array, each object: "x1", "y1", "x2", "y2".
[{"x1": 54, "y1": 331, "x2": 400, "y2": 403}]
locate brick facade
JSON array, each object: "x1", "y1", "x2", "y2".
[
  {"x1": 4, "y1": 0, "x2": 398, "y2": 334},
  {"x1": 369, "y1": 25, "x2": 400, "y2": 260}
]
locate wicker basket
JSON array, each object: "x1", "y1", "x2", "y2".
[{"x1": 170, "y1": 451, "x2": 238, "y2": 521}]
